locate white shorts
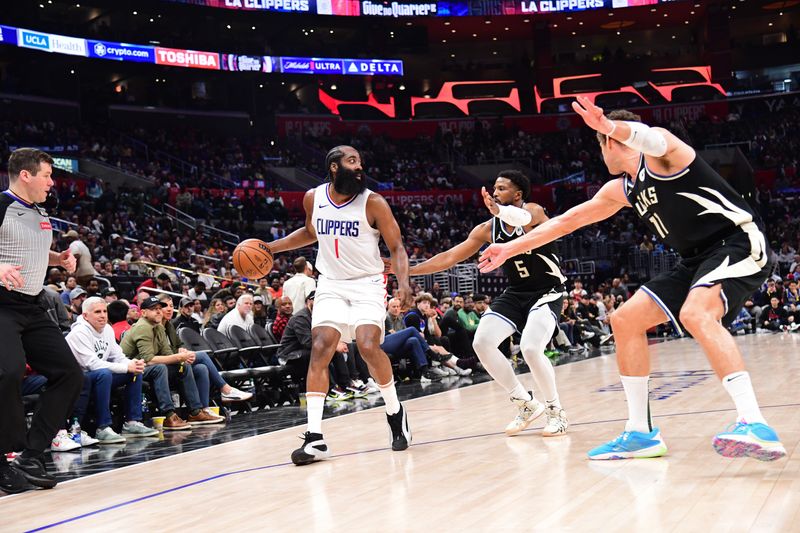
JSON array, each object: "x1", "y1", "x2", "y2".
[{"x1": 311, "y1": 274, "x2": 387, "y2": 343}]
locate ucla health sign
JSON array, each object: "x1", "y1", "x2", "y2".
[
  {"x1": 88, "y1": 40, "x2": 154, "y2": 63},
  {"x1": 48, "y1": 34, "x2": 87, "y2": 56},
  {"x1": 18, "y1": 29, "x2": 51, "y2": 51},
  {"x1": 18, "y1": 29, "x2": 86, "y2": 55}
]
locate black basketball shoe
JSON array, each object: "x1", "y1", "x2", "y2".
[
  {"x1": 291, "y1": 432, "x2": 331, "y2": 466},
  {"x1": 0, "y1": 460, "x2": 37, "y2": 494},
  {"x1": 386, "y1": 404, "x2": 411, "y2": 451},
  {"x1": 12, "y1": 455, "x2": 57, "y2": 489}
]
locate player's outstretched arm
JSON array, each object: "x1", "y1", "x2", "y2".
[
  {"x1": 409, "y1": 223, "x2": 490, "y2": 276},
  {"x1": 572, "y1": 95, "x2": 694, "y2": 170},
  {"x1": 368, "y1": 194, "x2": 412, "y2": 307},
  {"x1": 478, "y1": 179, "x2": 629, "y2": 272},
  {"x1": 269, "y1": 189, "x2": 318, "y2": 254}
]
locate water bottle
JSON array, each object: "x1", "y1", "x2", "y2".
[{"x1": 69, "y1": 417, "x2": 81, "y2": 445}]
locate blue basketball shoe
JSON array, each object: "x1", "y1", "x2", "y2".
[
  {"x1": 587, "y1": 428, "x2": 668, "y2": 460},
  {"x1": 713, "y1": 421, "x2": 786, "y2": 461}
]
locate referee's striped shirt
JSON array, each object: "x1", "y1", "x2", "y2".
[{"x1": 0, "y1": 190, "x2": 53, "y2": 296}]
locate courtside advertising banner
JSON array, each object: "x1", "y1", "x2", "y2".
[
  {"x1": 155, "y1": 47, "x2": 221, "y2": 70},
  {"x1": 161, "y1": 0, "x2": 664, "y2": 15},
  {"x1": 221, "y1": 54, "x2": 266, "y2": 72},
  {"x1": 88, "y1": 40, "x2": 155, "y2": 63},
  {"x1": 0, "y1": 24, "x2": 403, "y2": 77}
]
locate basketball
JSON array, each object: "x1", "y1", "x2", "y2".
[{"x1": 232, "y1": 239, "x2": 274, "y2": 279}]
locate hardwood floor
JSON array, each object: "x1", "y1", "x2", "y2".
[{"x1": 4, "y1": 332, "x2": 799, "y2": 532}]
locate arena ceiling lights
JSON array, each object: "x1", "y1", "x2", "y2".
[
  {"x1": 161, "y1": 0, "x2": 680, "y2": 17},
  {"x1": 0, "y1": 25, "x2": 403, "y2": 76}
]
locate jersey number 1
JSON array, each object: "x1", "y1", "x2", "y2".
[{"x1": 335, "y1": 238, "x2": 340, "y2": 259}]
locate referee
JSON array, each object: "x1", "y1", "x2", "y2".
[{"x1": 0, "y1": 148, "x2": 83, "y2": 494}]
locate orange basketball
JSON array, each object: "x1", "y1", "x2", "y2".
[{"x1": 232, "y1": 239, "x2": 274, "y2": 279}]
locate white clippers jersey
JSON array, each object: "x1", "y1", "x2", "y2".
[{"x1": 312, "y1": 184, "x2": 383, "y2": 280}]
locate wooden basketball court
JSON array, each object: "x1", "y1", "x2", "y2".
[{"x1": 3, "y1": 333, "x2": 799, "y2": 532}]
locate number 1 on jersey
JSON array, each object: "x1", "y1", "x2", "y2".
[{"x1": 335, "y1": 238, "x2": 339, "y2": 259}]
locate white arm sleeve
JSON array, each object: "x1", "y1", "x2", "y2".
[
  {"x1": 496, "y1": 204, "x2": 532, "y2": 227},
  {"x1": 621, "y1": 122, "x2": 668, "y2": 157}
]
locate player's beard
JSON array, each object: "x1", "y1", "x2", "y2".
[{"x1": 332, "y1": 167, "x2": 367, "y2": 197}]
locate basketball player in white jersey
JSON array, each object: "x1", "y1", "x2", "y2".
[{"x1": 268, "y1": 145, "x2": 414, "y2": 466}]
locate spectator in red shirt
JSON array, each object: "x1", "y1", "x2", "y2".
[
  {"x1": 136, "y1": 273, "x2": 174, "y2": 294},
  {"x1": 271, "y1": 296, "x2": 294, "y2": 341},
  {"x1": 108, "y1": 300, "x2": 132, "y2": 342}
]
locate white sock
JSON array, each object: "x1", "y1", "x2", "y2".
[
  {"x1": 378, "y1": 379, "x2": 401, "y2": 415},
  {"x1": 620, "y1": 375, "x2": 652, "y2": 433},
  {"x1": 545, "y1": 397, "x2": 562, "y2": 409},
  {"x1": 306, "y1": 393, "x2": 325, "y2": 434},
  {"x1": 510, "y1": 383, "x2": 532, "y2": 402},
  {"x1": 722, "y1": 371, "x2": 766, "y2": 424}
]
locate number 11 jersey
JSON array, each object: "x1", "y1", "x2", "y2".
[{"x1": 623, "y1": 153, "x2": 765, "y2": 258}]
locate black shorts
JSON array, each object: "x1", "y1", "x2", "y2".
[
  {"x1": 641, "y1": 231, "x2": 772, "y2": 333},
  {"x1": 485, "y1": 285, "x2": 566, "y2": 332}
]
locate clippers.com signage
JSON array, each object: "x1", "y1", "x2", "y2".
[{"x1": 155, "y1": 47, "x2": 220, "y2": 70}]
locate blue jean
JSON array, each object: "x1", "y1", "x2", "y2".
[
  {"x1": 166, "y1": 362, "x2": 204, "y2": 410},
  {"x1": 142, "y1": 364, "x2": 172, "y2": 413},
  {"x1": 187, "y1": 354, "x2": 211, "y2": 407},
  {"x1": 559, "y1": 323, "x2": 574, "y2": 345},
  {"x1": 192, "y1": 351, "x2": 226, "y2": 406},
  {"x1": 74, "y1": 369, "x2": 143, "y2": 428},
  {"x1": 143, "y1": 362, "x2": 204, "y2": 412},
  {"x1": 22, "y1": 375, "x2": 47, "y2": 396},
  {"x1": 381, "y1": 327, "x2": 429, "y2": 369}
]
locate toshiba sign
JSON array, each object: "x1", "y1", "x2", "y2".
[{"x1": 155, "y1": 47, "x2": 220, "y2": 70}]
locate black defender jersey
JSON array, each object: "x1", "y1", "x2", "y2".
[
  {"x1": 491, "y1": 212, "x2": 567, "y2": 291},
  {"x1": 623, "y1": 153, "x2": 766, "y2": 259}
]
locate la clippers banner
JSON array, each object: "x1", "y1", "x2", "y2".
[{"x1": 161, "y1": 0, "x2": 671, "y2": 16}]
